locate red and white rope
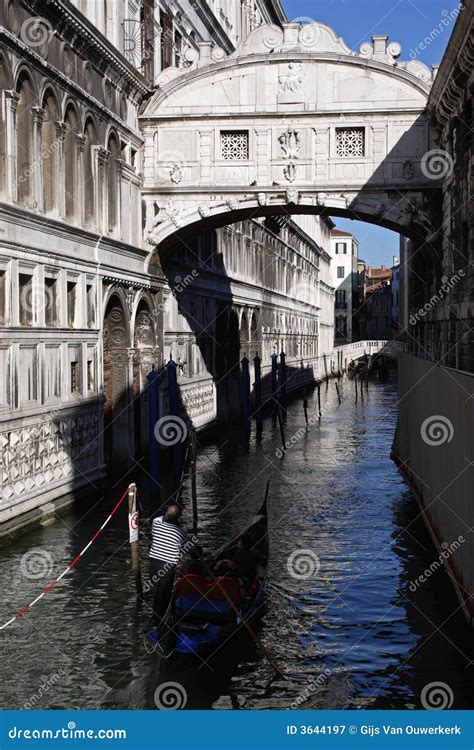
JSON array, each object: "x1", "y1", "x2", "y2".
[{"x1": 0, "y1": 487, "x2": 129, "y2": 631}]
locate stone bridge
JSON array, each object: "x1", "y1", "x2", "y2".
[{"x1": 140, "y1": 21, "x2": 443, "y2": 267}]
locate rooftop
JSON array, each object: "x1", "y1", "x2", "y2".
[{"x1": 331, "y1": 228, "x2": 354, "y2": 237}]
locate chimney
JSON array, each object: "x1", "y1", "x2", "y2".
[
  {"x1": 381, "y1": 264, "x2": 385, "y2": 269},
  {"x1": 392, "y1": 255, "x2": 399, "y2": 266}
]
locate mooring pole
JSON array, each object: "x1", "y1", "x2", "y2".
[
  {"x1": 335, "y1": 381, "x2": 342, "y2": 405},
  {"x1": 190, "y1": 429, "x2": 198, "y2": 531},
  {"x1": 166, "y1": 357, "x2": 182, "y2": 475},
  {"x1": 323, "y1": 354, "x2": 328, "y2": 381},
  {"x1": 128, "y1": 482, "x2": 143, "y2": 603},
  {"x1": 279, "y1": 350, "x2": 287, "y2": 408},
  {"x1": 254, "y1": 353, "x2": 263, "y2": 439},
  {"x1": 241, "y1": 354, "x2": 251, "y2": 437},
  {"x1": 147, "y1": 366, "x2": 160, "y2": 497},
  {"x1": 317, "y1": 382, "x2": 322, "y2": 418},
  {"x1": 271, "y1": 350, "x2": 278, "y2": 415},
  {"x1": 355, "y1": 375, "x2": 358, "y2": 403}
]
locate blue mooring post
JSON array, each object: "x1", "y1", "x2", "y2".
[
  {"x1": 147, "y1": 365, "x2": 160, "y2": 496},
  {"x1": 271, "y1": 350, "x2": 278, "y2": 414},
  {"x1": 279, "y1": 351, "x2": 287, "y2": 408},
  {"x1": 166, "y1": 357, "x2": 182, "y2": 475},
  {"x1": 241, "y1": 354, "x2": 250, "y2": 436},
  {"x1": 254, "y1": 353, "x2": 263, "y2": 439}
]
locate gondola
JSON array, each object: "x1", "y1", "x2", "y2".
[{"x1": 146, "y1": 487, "x2": 269, "y2": 658}]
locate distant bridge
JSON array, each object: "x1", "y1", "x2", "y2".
[{"x1": 334, "y1": 340, "x2": 407, "y2": 365}]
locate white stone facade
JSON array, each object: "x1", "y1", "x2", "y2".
[{"x1": 330, "y1": 229, "x2": 359, "y2": 343}]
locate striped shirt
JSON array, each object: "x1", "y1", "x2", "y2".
[{"x1": 149, "y1": 516, "x2": 189, "y2": 564}]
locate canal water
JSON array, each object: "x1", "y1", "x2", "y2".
[{"x1": 1, "y1": 374, "x2": 472, "y2": 711}]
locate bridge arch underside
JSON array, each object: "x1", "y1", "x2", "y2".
[
  {"x1": 149, "y1": 201, "x2": 440, "y2": 268},
  {"x1": 141, "y1": 28, "x2": 444, "y2": 270}
]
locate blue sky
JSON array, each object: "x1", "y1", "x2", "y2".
[{"x1": 282, "y1": 0, "x2": 457, "y2": 266}]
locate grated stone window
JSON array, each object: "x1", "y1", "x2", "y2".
[
  {"x1": 221, "y1": 131, "x2": 249, "y2": 160},
  {"x1": 336, "y1": 127, "x2": 365, "y2": 157}
]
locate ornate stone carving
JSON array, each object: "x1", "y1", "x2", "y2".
[
  {"x1": 278, "y1": 62, "x2": 304, "y2": 103},
  {"x1": 257, "y1": 192, "x2": 268, "y2": 206},
  {"x1": 226, "y1": 198, "x2": 239, "y2": 211},
  {"x1": 170, "y1": 164, "x2": 182, "y2": 184},
  {"x1": 278, "y1": 129, "x2": 300, "y2": 160},
  {"x1": 283, "y1": 163, "x2": 297, "y2": 183},
  {"x1": 198, "y1": 204, "x2": 211, "y2": 218},
  {"x1": 286, "y1": 188, "x2": 299, "y2": 204}
]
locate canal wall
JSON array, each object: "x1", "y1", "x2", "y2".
[{"x1": 394, "y1": 352, "x2": 474, "y2": 626}]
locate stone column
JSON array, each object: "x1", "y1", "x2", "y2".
[
  {"x1": 94, "y1": 146, "x2": 109, "y2": 234},
  {"x1": 75, "y1": 134, "x2": 86, "y2": 227},
  {"x1": 55, "y1": 120, "x2": 66, "y2": 219},
  {"x1": 32, "y1": 106, "x2": 45, "y2": 211},
  {"x1": 4, "y1": 91, "x2": 19, "y2": 203}
]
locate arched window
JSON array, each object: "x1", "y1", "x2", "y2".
[
  {"x1": 0, "y1": 57, "x2": 10, "y2": 195},
  {"x1": 16, "y1": 73, "x2": 35, "y2": 207},
  {"x1": 106, "y1": 133, "x2": 119, "y2": 234},
  {"x1": 83, "y1": 118, "x2": 96, "y2": 230},
  {"x1": 64, "y1": 105, "x2": 78, "y2": 222},
  {"x1": 41, "y1": 90, "x2": 59, "y2": 215}
]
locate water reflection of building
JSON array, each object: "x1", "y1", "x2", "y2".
[{"x1": 0, "y1": 0, "x2": 335, "y2": 533}]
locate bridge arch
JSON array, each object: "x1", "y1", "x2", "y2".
[{"x1": 141, "y1": 21, "x2": 442, "y2": 268}]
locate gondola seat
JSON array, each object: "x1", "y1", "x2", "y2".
[{"x1": 175, "y1": 574, "x2": 241, "y2": 623}]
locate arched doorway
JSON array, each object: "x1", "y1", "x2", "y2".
[
  {"x1": 132, "y1": 300, "x2": 155, "y2": 457},
  {"x1": 103, "y1": 295, "x2": 131, "y2": 467}
]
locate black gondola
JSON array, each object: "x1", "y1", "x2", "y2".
[{"x1": 146, "y1": 486, "x2": 269, "y2": 657}]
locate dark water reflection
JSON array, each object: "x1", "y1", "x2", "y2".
[{"x1": 1, "y1": 374, "x2": 472, "y2": 710}]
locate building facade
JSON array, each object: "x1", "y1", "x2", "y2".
[
  {"x1": 0, "y1": 0, "x2": 335, "y2": 534},
  {"x1": 330, "y1": 228, "x2": 359, "y2": 343}
]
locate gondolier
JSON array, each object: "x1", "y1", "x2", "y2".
[{"x1": 149, "y1": 504, "x2": 191, "y2": 639}]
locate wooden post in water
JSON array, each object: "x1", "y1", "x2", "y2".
[
  {"x1": 271, "y1": 350, "x2": 278, "y2": 415},
  {"x1": 254, "y1": 353, "x2": 263, "y2": 439},
  {"x1": 279, "y1": 351, "x2": 287, "y2": 408},
  {"x1": 166, "y1": 357, "x2": 182, "y2": 475},
  {"x1": 323, "y1": 354, "x2": 328, "y2": 381},
  {"x1": 335, "y1": 381, "x2": 341, "y2": 405},
  {"x1": 355, "y1": 375, "x2": 358, "y2": 403},
  {"x1": 241, "y1": 354, "x2": 251, "y2": 437},
  {"x1": 147, "y1": 366, "x2": 160, "y2": 497},
  {"x1": 190, "y1": 430, "x2": 198, "y2": 531},
  {"x1": 128, "y1": 483, "x2": 143, "y2": 603},
  {"x1": 317, "y1": 382, "x2": 322, "y2": 418}
]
